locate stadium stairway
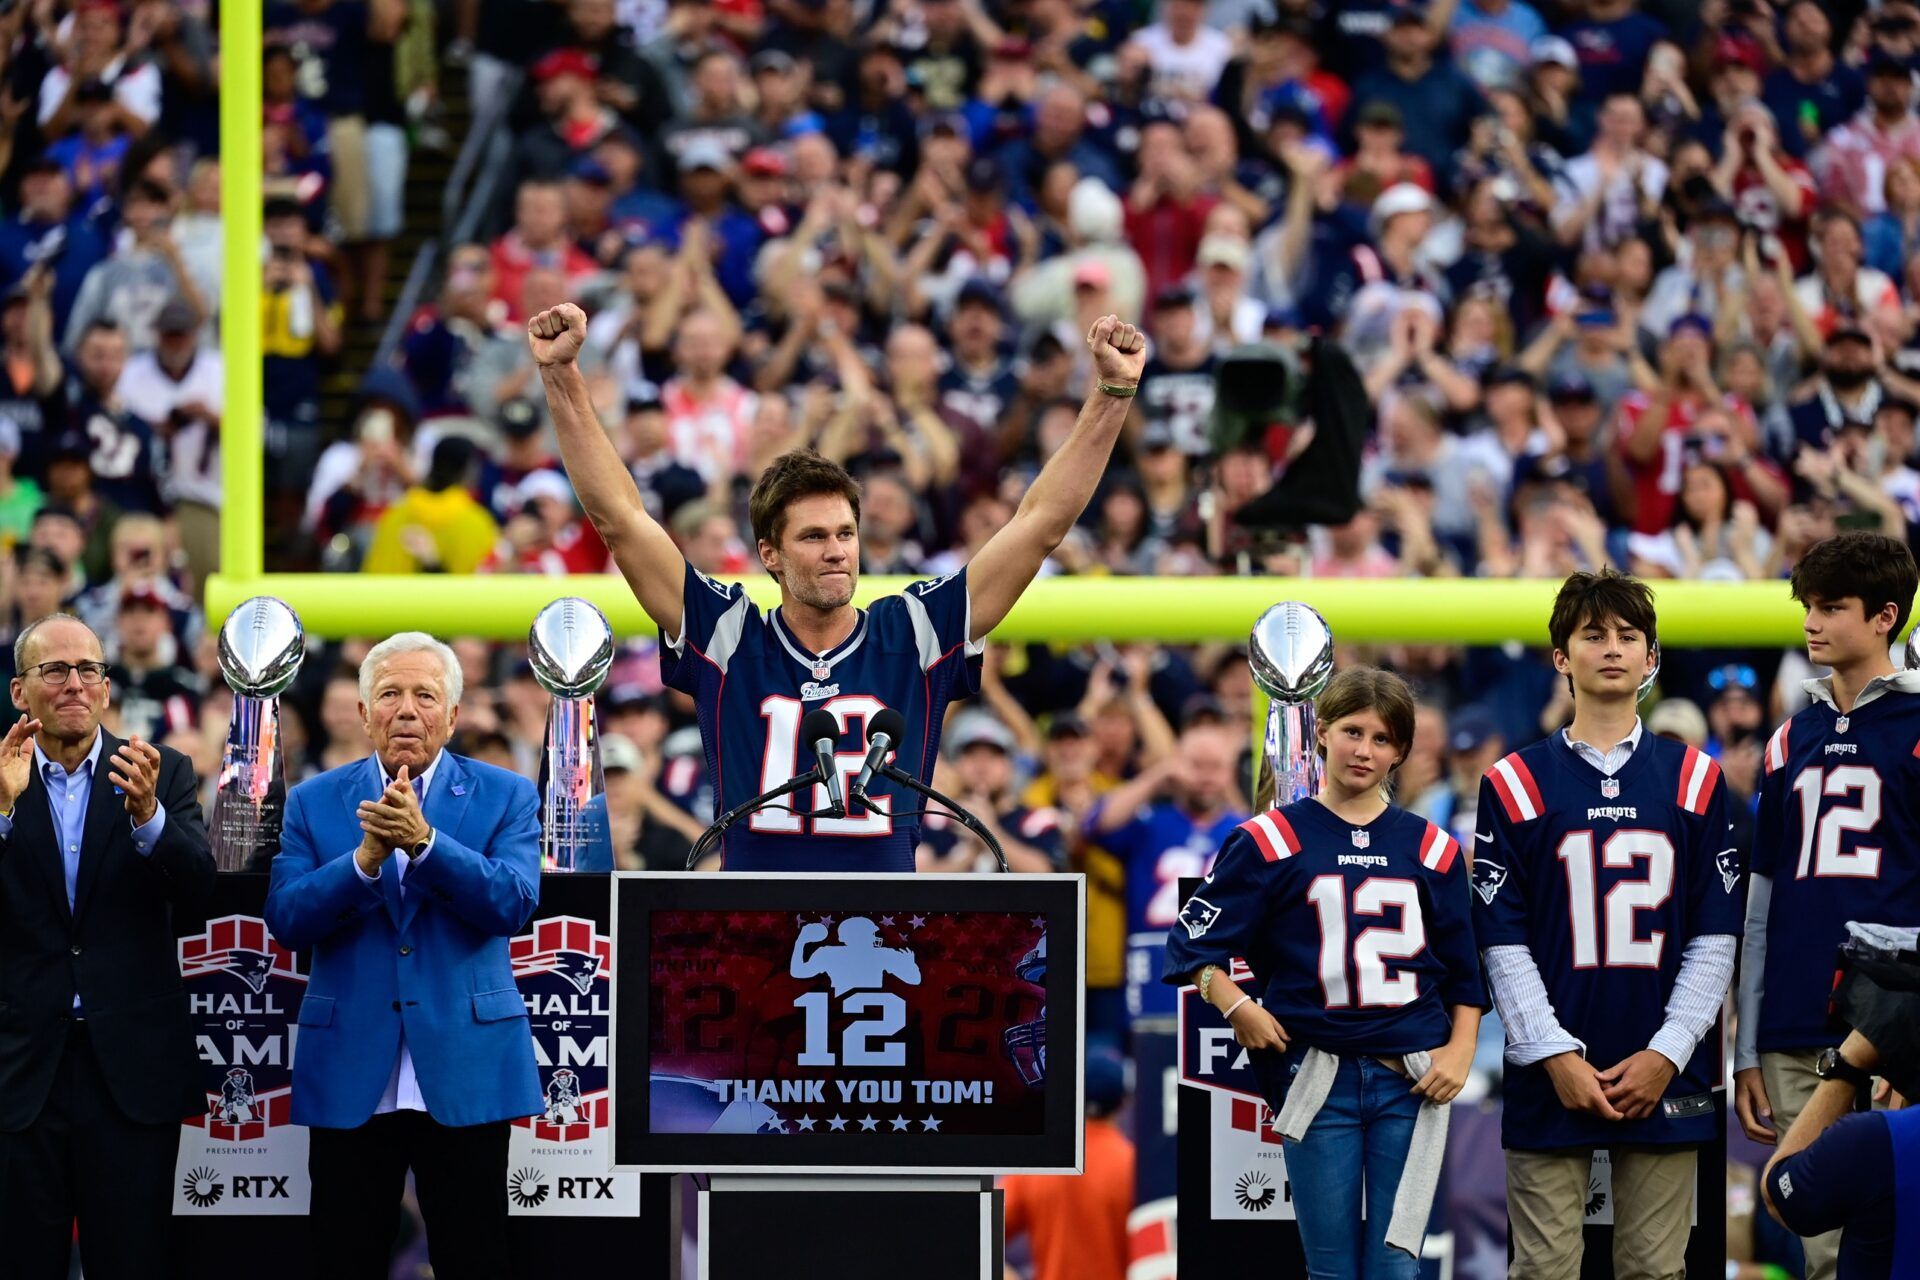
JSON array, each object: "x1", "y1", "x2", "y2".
[{"x1": 316, "y1": 67, "x2": 470, "y2": 437}]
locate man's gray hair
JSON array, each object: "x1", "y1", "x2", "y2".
[
  {"x1": 359, "y1": 632, "x2": 464, "y2": 707},
  {"x1": 14, "y1": 612, "x2": 97, "y2": 675}
]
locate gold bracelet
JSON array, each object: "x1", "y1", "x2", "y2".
[
  {"x1": 1199, "y1": 963, "x2": 1217, "y2": 1002},
  {"x1": 1098, "y1": 380, "x2": 1138, "y2": 397}
]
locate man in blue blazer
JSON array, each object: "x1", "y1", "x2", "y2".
[{"x1": 266, "y1": 632, "x2": 541, "y2": 1280}]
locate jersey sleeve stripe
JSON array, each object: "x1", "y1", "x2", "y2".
[
  {"x1": 1241, "y1": 811, "x2": 1298, "y2": 862},
  {"x1": 1678, "y1": 745, "x2": 1719, "y2": 814},
  {"x1": 1490, "y1": 755, "x2": 1540, "y2": 822},
  {"x1": 1419, "y1": 822, "x2": 1459, "y2": 873},
  {"x1": 1765, "y1": 721, "x2": 1791, "y2": 775}
]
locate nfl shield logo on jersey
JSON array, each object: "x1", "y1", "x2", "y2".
[
  {"x1": 1350, "y1": 829, "x2": 1370, "y2": 849},
  {"x1": 1179, "y1": 896, "x2": 1221, "y2": 939},
  {"x1": 1601, "y1": 777, "x2": 1620, "y2": 799}
]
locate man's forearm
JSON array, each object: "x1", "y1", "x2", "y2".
[
  {"x1": 1016, "y1": 389, "x2": 1130, "y2": 544},
  {"x1": 1770, "y1": 1077, "x2": 1856, "y2": 1169},
  {"x1": 541, "y1": 360, "x2": 646, "y2": 532}
]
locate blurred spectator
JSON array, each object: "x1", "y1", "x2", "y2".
[
  {"x1": 513, "y1": 46, "x2": 642, "y2": 187},
  {"x1": 490, "y1": 180, "x2": 598, "y2": 321},
  {"x1": 500, "y1": 468, "x2": 612, "y2": 574},
  {"x1": 57, "y1": 320, "x2": 161, "y2": 516},
  {"x1": 1136, "y1": 287, "x2": 1216, "y2": 454},
  {"x1": 70, "y1": 512, "x2": 197, "y2": 649},
  {"x1": 921, "y1": 712, "x2": 1064, "y2": 873},
  {"x1": 401, "y1": 241, "x2": 515, "y2": 421},
  {"x1": 306, "y1": 367, "x2": 423, "y2": 549},
  {"x1": 1348, "y1": 7, "x2": 1485, "y2": 175},
  {"x1": 107, "y1": 581, "x2": 201, "y2": 741},
  {"x1": 362, "y1": 435, "x2": 500, "y2": 573},
  {"x1": 0, "y1": 158, "x2": 109, "y2": 336},
  {"x1": 1793, "y1": 208, "x2": 1905, "y2": 341},
  {"x1": 1552, "y1": 92, "x2": 1665, "y2": 253},
  {"x1": 116, "y1": 297, "x2": 222, "y2": 588},
  {"x1": 1449, "y1": 0, "x2": 1547, "y2": 94},
  {"x1": 1126, "y1": 0, "x2": 1233, "y2": 103},
  {"x1": 1614, "y1": 314, "x2": 1759, "y2": 534},
  {"x1": 599, "y1": 733, "x2": 702, "y2": 869},
  {"x1": 62, "y1": 178, "x2": 204, "y2": 355},
  {"x1": 1762, "y1": 0, "x2": 1863, "y2": 160},
  {"x1": 0, "y1": 266, "x2": 65, "y2": 480},
  {"x1": 261, "y1": 195, "x2": 344, "y2": 540},
  {"x1": 0, "y1": 547, "x2": 71, "y2": 683},
  {"x1": 264, "y1": 0, "x2": 411, "y2": 322},
  {"x1": 38, "y1": 0, "x2": 163, "y2": 140},
  {"x1": 1811, "y1": 51, "x2": 1920, "y2": 221}
]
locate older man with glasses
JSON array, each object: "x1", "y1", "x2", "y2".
[{"x1": 0, "y1": 611, "x2": 214, "y2": 1280}]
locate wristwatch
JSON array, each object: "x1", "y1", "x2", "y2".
[{"x1": 1813, "y1": 1045, "x2": 1873, "y2": 1089}]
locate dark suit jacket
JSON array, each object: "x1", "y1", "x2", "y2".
[{"x1": 0, "y1": 731, "x2": 214, "y2": 1130}]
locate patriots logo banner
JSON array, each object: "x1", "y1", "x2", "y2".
[
  {"x1": 1472, "y1": 860, "x2": 1509, "y2": 906},
  {"x1": 174, "y1": 913, "x2": 311, "y2": 1216},
  {"x1": 509, "y1": 912, "x2": 640, "y2": 1216}
]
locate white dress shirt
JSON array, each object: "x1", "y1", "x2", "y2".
[{"x1": 352, "y1": 753, "x2": 442, "y2": 1115}]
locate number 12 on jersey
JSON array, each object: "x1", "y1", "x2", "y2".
[
  {"x1": 752, "y1": 695, "x2": 894, "y2": 837},
  {"x1": 1306, "y1": 876, "x2": 1426, "y2": 1008}
]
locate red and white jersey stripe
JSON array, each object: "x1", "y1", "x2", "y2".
[
  {"x1": 1240, "y1": 810, "x2": 1301, "y2": 863},
  {"x1": 1676, "y1": 745, "x2": 1722, "y2": 815},
  {"x1": 1764, "y1": 721, "x2": 1792, "y2": 775},
  {"x1": 1486, "y1": 752, "x2": 1545, "y2": 823},
  {"x1": 1418, "y1": 821, "x2": 1461, "y2": 874}
]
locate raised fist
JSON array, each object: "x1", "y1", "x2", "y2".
[
  {"x1": 527, "y1": 303, "x2": 588, "y2": 367},
  {"x1": 1085, "y1": 313, "x2": 1146, "y2": 385}
]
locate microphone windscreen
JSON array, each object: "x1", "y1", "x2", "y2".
[
  {"x1": 867, "y1": 707, "x2": 907, "y2": 744},
  {"x1": 799, "y1": 707, "x2": 841, "y2": 746}
]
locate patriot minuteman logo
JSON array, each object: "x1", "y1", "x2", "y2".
[
  {"x1": 178, "y1": 915, "x2": 305, "y2": 1143},
  {"x1": 512, "y1": 916, "x2": 614, "y2": 1144}
]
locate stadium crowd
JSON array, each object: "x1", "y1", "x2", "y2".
[{"x1": 5, "y1": 0, "x2": 1920, "y2": 1274}]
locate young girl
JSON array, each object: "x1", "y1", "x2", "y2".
[{"x1": 1166, "y1": 667, "x2": 1485, "y2": 1280}]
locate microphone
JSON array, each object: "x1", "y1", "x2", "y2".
[
  {"x1": 848, "y1": 707, "x2": 906, "y2": 815},
  {"x1": 800, "y1": 707, "x2": 845, "y2": 818}
]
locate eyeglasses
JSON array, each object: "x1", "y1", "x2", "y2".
[{"x1": 26, "y1": 660, "x2": 109, "y2": 687}]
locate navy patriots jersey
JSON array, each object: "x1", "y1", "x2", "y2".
[
  {"x1": 660, "y1": 564, "x2": 982, "y2": 872},
  {"x1": 1751, "y1": 680, "x2": 1920, "y2": 1055},
  {"x1": 1164, "y1": 800, "x2": 1485, "y2": 1110},
  {"x1": 1474, "y1": 733, "x2": 1744, "y2": 1150}
]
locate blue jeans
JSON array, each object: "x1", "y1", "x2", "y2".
[{"x1": 1283, "y1": 1054, "x2": 1423, "y2": 1280}]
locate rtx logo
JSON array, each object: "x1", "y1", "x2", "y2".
[
  {"x1": 508, "y1": 1168, "x2": 549, "y2": 1209},
  {"x1": 231, "y1": 1176, "x2": 291, "y2": 1200},
  {"x1": 557, "y1": 1176, "x2": 617, "y2": 1201},
  {"x1": 178, "y1": 1170, "x2": 289, "y2": 1208}
]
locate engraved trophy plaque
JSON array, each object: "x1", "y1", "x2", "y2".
[
  {"x1": 529, "y1": 598, "x2": 616, "y2": 871},
  {"x1": 1249, "y1": 602, "x2": 1336, "y2": 809},
  {"x1": 210, "y1": 597, "x2": 306, "y2": 872}
]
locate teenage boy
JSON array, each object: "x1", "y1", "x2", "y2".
[
  {"x1": 1474, "y1": 569, "x2": 1744, "y2": 1279},
  {"x1": 1735, "y1": 531, "x2": 1920, "y2": 1280}
]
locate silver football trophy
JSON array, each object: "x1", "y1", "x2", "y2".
[
  {"x1": 529, "y1": 597, "x2": 616, "y2": 871},
  {"x1": 210, "y1": 597, "x2": 306, "y2": 872},
  {"x1": 1906, "y1": 629, "x2": 1919, "y2": 671},
  {"x1": 1249, "y1": 602, "x2": 1335, "y2": 808}
]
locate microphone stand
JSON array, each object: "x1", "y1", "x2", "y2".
[
  {"x1": 878, "y1": 763, "x2": 1008, "y2": 874},
  {"x1": 685, "y1": 768, "x2": 830, "y2": 869},
  {"x1": 682, "y1": 765, "x2": 1011, "y2": 874}
]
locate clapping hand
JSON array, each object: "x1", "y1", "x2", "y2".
[
  {"x1": 355, "y1": 766, "x2": 432, "y2": 873},
  {"x1": 108, "y1": 736, "x2": 162, "y2": 825},
  {"x1": 0, "y1": 715, "x2": 43, "y2": 813}
]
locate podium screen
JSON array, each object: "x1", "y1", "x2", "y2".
[{"x1": 611, "y1": 873, "x2": 1084, "y2": 1174}]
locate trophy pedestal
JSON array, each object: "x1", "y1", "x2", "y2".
[{"x1": 697, "y1": 1176, "x2": 1001, "y2": 1280}]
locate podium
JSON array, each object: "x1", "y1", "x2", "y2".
[{"x1": 608, "y1": 872, "x2": 1085, "y2": 1279}]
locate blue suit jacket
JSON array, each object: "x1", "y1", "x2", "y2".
[{"x1": 264, "y1": 752, "x2": 543, "y2": 1129}]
